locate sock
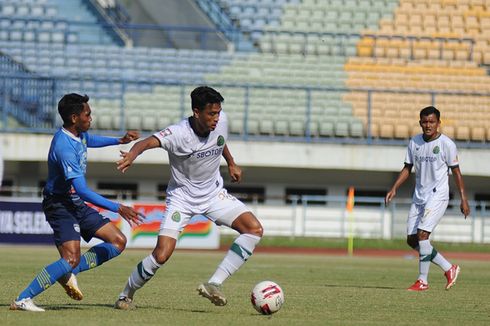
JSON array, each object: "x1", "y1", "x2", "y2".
[
  {"x1": 17, "y1": 258, "x2": 72, "y2": 300},
  {"x1": 72, "y1": 243, "x2": 121, "y2": 275},
  {"x1": 119, "y1": 254, "x2": 161, "y2": 299},
  {"x1": 431, "y1": 249, "x2": 452, "y2": 272},
  {"x1": 208, "y1": 233, "x2": 261, "y2": 285},
  {"x1": 418, "y1": 240, "x2": 433, "y2": 284}
]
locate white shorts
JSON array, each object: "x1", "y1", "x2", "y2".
[
  {"x1": 406, "y1": 200, "x2": 449, "y2": 235},
  {"x1": 159, "y1": 188, "x2": 250, "y2": 239}
]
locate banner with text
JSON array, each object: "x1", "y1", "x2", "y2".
[{"x1": 0, "y1": 199, "x2": 219, "y2": 249}]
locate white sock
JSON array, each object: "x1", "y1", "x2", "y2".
[
  {"x1": 208, "y1": 234, "x2": 261, "y2": 285},
  {"x1": 418, "y1": 240, "x2": 432, "y2": 283},
  {"x1": 120, "y1": 254, "x2": 161, "y2": 299},
  {"x1": 431, "y1": 250, "x2": 452, "y2": 272}
]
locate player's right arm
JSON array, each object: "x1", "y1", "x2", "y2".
[
  {"x1": 385, "y1": 164, "x2": 412, "y2": 206},
  {"x1": 117, "y1": 135, "x2": 160, "y2": 173}
]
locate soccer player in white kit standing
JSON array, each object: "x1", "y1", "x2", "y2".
[
  {"x1": 114, "y1": 86, "x2": 263, "y2": 309},
  {"x1": 385, "y1": 106, "x2": 470, "y2": 291}
]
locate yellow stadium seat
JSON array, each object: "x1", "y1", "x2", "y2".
[
  {"x1": 470, "y1": 126, "x2": 486, "y2": 141},
  {"x1": 455, "y1": 126, "x2": 470, "y2": 140},
  {"x1": 379, "y1": 124, "x2": 395, "y2": 138},
  {"x1": 394, "y1": 124, "x2": 410, "y2": 139}
]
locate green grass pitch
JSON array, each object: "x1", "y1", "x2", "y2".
[{"x1": 1, "y1": 245, "x2": 490, "y2": 325}]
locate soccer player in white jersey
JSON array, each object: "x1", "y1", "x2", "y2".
[
  {"x1": 114, "y1": 86, "x2": 263, "y2": 309},
  {"x1": 385, "y1": 106, "x2": 470, "y2": 291}
]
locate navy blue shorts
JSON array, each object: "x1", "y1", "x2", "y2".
[{"x1": 43, "y1": 194, "x2": 110, "y2": 246}]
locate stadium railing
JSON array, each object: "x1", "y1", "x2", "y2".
[
  {"x1": 2, "y1": 188, "x2": 490, "y2": 242},
  {"x1": 1, "y1": 72, "x2": 490, "y2": 148}
]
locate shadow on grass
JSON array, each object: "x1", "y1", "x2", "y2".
[{"x1": 323, "y1": 284, "x2": 396, "y2": 290}]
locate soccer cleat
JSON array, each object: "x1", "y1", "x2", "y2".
[
  {"x1": 197, "y1": 282, "x2": 227, "y2": 306},
  {"x1": 58, "y1": 273, "x2": 83, "y2": 301},
  {"x1": 444, "y1": 264, "x2": 460, "y2": 290},
  {"x1": 9, "y1": 298, "x2": 45, "y2": 312},
  {"x1": 407, "y1": 279, "x2": 429, "y2": 291},
  {"x1": 114, "y1": 296, "x2": 135, "y2": 310}
]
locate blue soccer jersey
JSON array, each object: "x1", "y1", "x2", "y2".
[{"x1": 44, "y1": 128, "x2": 88, "y2": 196}]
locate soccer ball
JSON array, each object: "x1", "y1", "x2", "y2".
[{"x1": 250, "y1": 281, "x2": 284, "y2": 315}]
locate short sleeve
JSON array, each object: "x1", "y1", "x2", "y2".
[
  {"x1": 153, "y1": 127, "x2": 175, "y2": 152},
  {"x1": 404, "y1": 139, "x2": 414, "y2": 165},
  {"x1": 445, "y1": 139, "x2": 459, "y2": 167},
  {"x1": 57, "y1": 148, "x2": 84, "y2": 181}
]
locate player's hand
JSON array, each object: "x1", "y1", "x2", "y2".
[
  {"x1": 119, "y1": 131, "x2": 140, "y2": 144},
  {"x1": 460, "y1": 199, "x2": 470, "y2": 219},
  {"x1": 385, "y1": 190, "x2": 396, "y2": 206},
  {"x1": 228, "y1": 163, "x2": 242, "y2": 183},
  {"x1": 118, "y1": 205, "x2": 145, "y2": 227},
  {"x1": 117, "y1": 150, "x2": 137, "y2": 173}
]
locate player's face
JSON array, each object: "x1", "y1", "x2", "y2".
[
  {"x1": 73, "y1": 103, "x2": 92, "y2": 133},
  {"x1": 195, "y1": 103, "x2": 221, "y2": 132},
  {"x1": 419, "y1": 113, "x2": 440, "y2": 139}
]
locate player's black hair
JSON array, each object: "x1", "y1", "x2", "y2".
[
  {"x1": 190, "y1": 86, "x2": 224, "y2": 111},
  {"x1": 58, "y1": 93, "x2": 89, "y2": 124},
  {"x1": 420, "y1": 106, "x2": 440, "y2": 121}
]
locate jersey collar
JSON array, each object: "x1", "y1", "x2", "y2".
[{"x1": 61, "y1": 127, "x2": 82, "y2": 143}]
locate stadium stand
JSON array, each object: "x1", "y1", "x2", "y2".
[{"x1": 1, "y1": 0, "x2": 490, "y2": 143}]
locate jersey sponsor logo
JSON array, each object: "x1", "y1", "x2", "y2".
[
  {"x1": 432, "y1": 146, "x2": 440, "y2": 154},
  {"x1": 195, "y1": 147, "x2": 223, "y2": 159},
  {"x1": 171, "y1": 211, "x2": 181, "y2": 222},
  {"x1": 217, "y1": 135, "x2": 225, "y2": 146},
  {"x1": 159, "y1": 128, "x2": 172, "y2": 138},
  {"x1": 415, "y1": 155, "x2": 437, "y2": 163},
  {"x1": 74, "y1": 224, "x2": 80, "y2": 233}
]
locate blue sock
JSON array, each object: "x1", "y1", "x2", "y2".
[
  {"x1": 17, "y1": 258, "x2": 72, "y2": 300},
  {"x1": 72, "y1": 243, "x2": 121, "y2": 275}
]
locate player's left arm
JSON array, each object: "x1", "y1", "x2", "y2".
[
  {"x1": 222, "y1": 144, "x2": 241, "y2": 183},
  {"x1": 86, "y1": 131, "x2": 140, "y2": 148},
  {"x1": 450, "y1": 166, "x2": 470, "y2": 218}
]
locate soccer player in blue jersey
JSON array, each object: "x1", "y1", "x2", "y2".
[{"x1": 10, "y1": 93, "x2": 144, "y2": 312}]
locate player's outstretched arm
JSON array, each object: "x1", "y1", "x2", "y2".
[
  {"x1": 385, "y1": 164, "x2": 412, "y2": 206},
  {"x1": 222, "y1": 144, "x2": 241, "y2": 183},
  {"x1": 119, "y1": 131, "x2": 140, "y2": 144},
  {"x1": 117, "y1": 136, "x2": 160, "y2": 173},
  {"x1": 451, "y1": 166, "x2": 470, "y2": 218}
]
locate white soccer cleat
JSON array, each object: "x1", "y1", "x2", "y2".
[
  {"x1": 114, "y1": 296, "x2": 135, "y2": 310},
  {"x1": 58, "y1": 273, "x2": 83, "y2": 301},
  {"x1": 197, "y1": 282, "x2": 227, "y2": 306},
  {"x1": 10, "y1": 298, "x2": 45, "y2": 312}
]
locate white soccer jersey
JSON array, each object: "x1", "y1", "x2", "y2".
[
  {"x1": 153, "y1": 111, "x2": 228, "y2": 204},
  {"x1": 405, "y1": 133, "x2": 459, "y2": 205}
]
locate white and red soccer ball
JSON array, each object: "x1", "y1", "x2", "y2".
[{"x1": 251, "y1": 281, "x2": 284, "y2": 315}]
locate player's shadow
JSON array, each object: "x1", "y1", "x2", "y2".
[{"x1": 323, "y1": 284, "x2": 396, "y2": 290}]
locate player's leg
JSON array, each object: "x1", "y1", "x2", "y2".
[
  {"x1": 417, "y1": 200, "x2": 459, "y2": 290},
  {"x1": 71, "y1": 222, "x2": 126, "y2": 275},
  {"x1": 198, "y1": 190, "x2": 263, "y2": 305},
  {"x1": 406, "y1": 204, "x2": 429, "y2": 291},
  {"x1": 115, "y1": 200, "x2": 189, "y2": 310},
  {"x1": 57, "y1": 205, "x2": 124, "y2": 300},
  {"x1": 11, "y1": 240, "x2": 78, "y2": 311},
  {"x1": 115, "y1": 235, "x2": 176, "y2": 310},
  {"x1": 11, "y1": 200, "x2": 80, "y2": 311}
]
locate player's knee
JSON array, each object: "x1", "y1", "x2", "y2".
[
  {"x1": 152, "y1": 250, "x2": 172, "y2": 265},
  {"x1": 251, "y1": 224, "x2": 263, "y2": 238},
  {"x1": 406, "y1": 237, "x2": 418, "y2": 249},
  {"x1": 65, "y1": 255, "x2": 80, "y2": 269},
  {"x1": 112, "y1": 233, "x2": 127, "y2": 252}
]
